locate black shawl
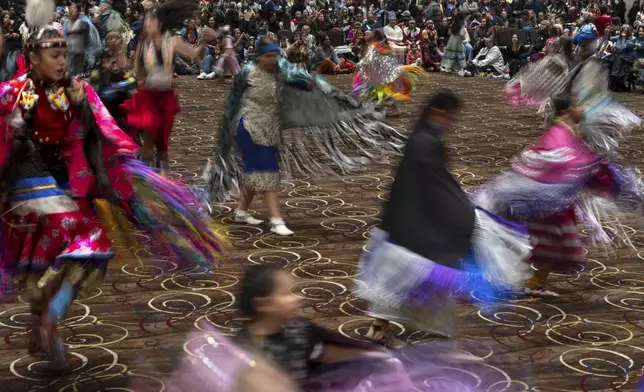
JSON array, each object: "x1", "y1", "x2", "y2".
[{"x1": 380, "y1": 125, "x2": 475, "y2": 268}]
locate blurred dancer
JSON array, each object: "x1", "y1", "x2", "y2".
[
  {"x1": 150, "y1": 267, "x2": 519, "y2": 391},
  {"x1": 358, "y1": 90, "x2": 531, "y2": 345},
  {"x1": 477, "y1": 93, "x2": 643, "y2": 297},
  {"x1": 352, "y1": 30, "x2": 423, "y2": 117},
  {"x1": 63, "y1": 2, "x2": 102, "y2": 77},
  {"x1": 123, "y1": 0, "x2": 217, "y2": 170},
  {"x1": 215, "y1": 26, "x2": 241, "y2": 77},
  {"x1": 204, "y1": 36, "x2": 406, "y2": 236},
  {"x1": 0, "y1": 0, "x2": 222, "y2": 367},
  {"x1": 505, "y1": 36, "x2": 575, "y2": 108}
]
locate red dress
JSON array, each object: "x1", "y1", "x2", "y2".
[{"x1": 0, "y1": 79, "x2": 138, "y2": 292}]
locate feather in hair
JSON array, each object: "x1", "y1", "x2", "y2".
[
  {"x1": 141, "y1": 0, "x2": 158, "y2": 11},
  {"x1": 26, "y1": 0, "x2": 55, "y2": 28}
]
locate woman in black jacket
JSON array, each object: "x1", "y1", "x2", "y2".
[
  {"x1": 359, "y1": 89, "x2": 473, "y2": 346},
  {"x1": 358, "y1": 89, "x2": 530, "y2": 346}
]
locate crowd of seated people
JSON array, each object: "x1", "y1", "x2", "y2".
[{"x1": 1, "y1": 0, "x2": 641, "y2": 91}]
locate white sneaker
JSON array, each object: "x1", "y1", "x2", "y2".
[
  {"x1": 270, "y1": 218, "x2": 294, "y2": 236},
  {"x1": 233, "y1": 210, "x2": 264, "y2": 225},
  {"x1": 205, "y1": 71, "x2": 217, "y2": 79},
  {"x1": 464, "y1": 70, "x2": 472, "y2": 77},
  {"x1": 457, "y1": 70, "x2": 465, "y2": 77},
  {"x1": 197, "y1": 72, "x2": 208, "y2": 80}
]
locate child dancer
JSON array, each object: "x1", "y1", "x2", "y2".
[
  {"x1": 215, "y1": 26, "x2": 241, "y2": 77},
  {"x1": 123, "y1": 0, "x2": 218, "y2": 170},
  {"x1": 358, "y1": 89, "x2": 531, "y2": 344},
  {"x1": 352, "y1": 30, "x2": 423, "y2": 116},
  {"x1": 0, "y1": 0, "x2": 223, "y2": 368},
  {"x1": 440, "y1": 14, "x2": 470, "y2": 76},
  {"x1": 148, "y1": 265, "x2": 507, "y2": 391}
]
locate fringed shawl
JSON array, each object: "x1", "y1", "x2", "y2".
[{"x1": 203, "y1": 58, "x2": 407, "y2": 202}]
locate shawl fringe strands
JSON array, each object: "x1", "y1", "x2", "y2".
[
  {"x1": 119, "y1": 160, "x2": 225, "y2": 269},
  {"x1": 507, "y1": 56, "x2": 641, "y2": 158},
  {"x1": 357, "y1": 209, "x2": 531, "y2": 333},
  {"x1": 571, "y1": 60, "x2": 642, "y2": 158},
  {"x1": 26, "y1": 0, "x2": 56, "y2": 29},
  {"x1": 203, "y1": 59, "x2": 407, "y2": 203},
  {"x1": 0, "y1": 80, "x2": 224, "y2": 296}
]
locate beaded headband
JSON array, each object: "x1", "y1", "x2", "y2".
[
  {"x1": 24, "y1": 38, "x2": 67, "y2": 50},
  {"x1": 257, "y1": 42, "x2": 280, "y2": 54}
]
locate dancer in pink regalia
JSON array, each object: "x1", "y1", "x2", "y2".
[{"x1": 476, "y1": 93, "x2": 643, "y2": 297}]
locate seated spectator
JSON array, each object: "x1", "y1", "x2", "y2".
[
  {"x1": 404, "y1": 19, "x2": 421, "y2": 45},
  {"x1": 383, "y1": 12, "x2": 406, "y2": 63},
  {"x1": 346, "y1": 21, "x2": 362, "y2": 44},
  {"x1": 422, "y1": 20, "x2": 439, "y2": 44},
  {"x1": 363, "y1": 12, "x2": 378, "y2": 31},
  {"x1": 311, "y1": 34, "x2": 355, "y2": 74},
  {"x1": 312, "y1": 12, "x2": 332, "y2": 41},
  {"x1": 634, "y1": 3, "x2": 644, "y2": 27},
  {"x1": 406, "y1": 42, "x2": 423, "y2": 66},
  {"x1": 438, "y1": 18, "x2": 451, "y2": 47},
  {"x1": 505, "y1": 33, "x2": 526, "y2": 77},
  {"x1": 634, "y1": 26, "x2": 644, "y2": 86},
  {"x1": 517, "y1": 10, "x2": 535, "y2": 31},
  {"x1": 352, "y1": 33, "x2": 369, "y2": 60},
  {"x1": 302, "y1": 24, "x2": 316, "y2": 48},
  {"x1": 291, "y1": 10, "x2": 304, "y2": 32},
  {"x1": 468, "y1": 36, "x2": 507, "y2": 78},
  {"x1": 421, "y1": 40, "x2": 443, "y2": 71},
  {"x1": 460, "y1": 0, "x2": 479, "y2": 16},
  {"x1": 609, "y1": 24, "x2": 637, "y2": 91},
  {"x1": 197, "y1": 46, "x2": 217, "y2": 79},
  {"x1": 287, "y1": 30, "x2": 310, "y2": 68},
  {"x1": 469, "y1": 13, "x2": 484, "y2": 29},
  {"x1": 499, "y1": 11, "x2": 510, "y2": 27}
]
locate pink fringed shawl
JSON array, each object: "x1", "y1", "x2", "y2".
[{"x1": 513, "y1": 122, "x2": 603, "y2": 184}]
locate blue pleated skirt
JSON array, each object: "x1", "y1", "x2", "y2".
[{"x1": 236, "y1": 118, "x2": 280, "y2": 191}]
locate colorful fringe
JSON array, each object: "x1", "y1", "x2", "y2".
[
  {"x1": 119, "y1": 159, "x2": 225, "y2": 269},
  {"x1": 353, "y1": 65, "x2": 424, "y2": 103}
]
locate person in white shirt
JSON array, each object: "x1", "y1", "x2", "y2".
[
  {"x1": 403, "y1": 19, "x2": 421, "y2": 45},
  {"x1": 383, "y1": 12, "x2": 406, "y2": 63},
  {"x1": 471, "y1": 37, "x2": 507, "y2": 78}
]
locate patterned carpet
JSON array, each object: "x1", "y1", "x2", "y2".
[{"x1": 1, "y1": 74, "x2": 644, "y2": 392}]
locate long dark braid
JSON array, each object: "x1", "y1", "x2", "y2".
[
  {"x1": 0, "y1": 102, "x2": 38, "y2": 210},
  {"x1": 79, "y1": 93, "x2": 120, "y2": 205}
]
